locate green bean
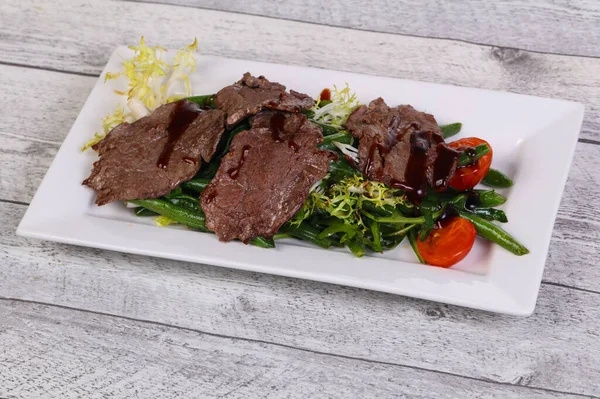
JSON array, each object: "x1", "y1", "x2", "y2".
[
  {"x1": 475, "y1": 189, "x2": 506, "y2": 207},
  {"x1": 362, "y1": 211, "x2": 426, "y2": 224},
  {"x1": 470, "y1": 208, "x2": 508, "y2": 223},
  {"x1": 131, "y1": 199, "x2": 273, "y2": 249},
  {"x1": 169, "y1": 197, "x2": 201, "y2": 212},
  {"x1": 439, "y1": 122, "x2": 462, "y2": 139},
  {"x1": 279, "y1": 223, "x2": 333, "y2": 249},
  {"x1": 458, "y1": 144, "x2": 490, "y2": 166},
  {"x1": 408, "y1": 229, "x2": 425, "y2": 264},
  {"x1": 303, "y1": 109, "x2": 316, "y2": 119},
  {"x1": 317, "y1": 221, "x2": 358, "y2": 240},
  {"x1": 458, "y1": 211, "x2": 529, "y2": 255},
  {"x1": 482, "y1": 168, "x2": 514, "y2": 188},
  {"x1": 134, "y1": 207, "x2": 159, "y2": 217},
  {"x1": 166, "y1": 193, "x2": 199, "y2": 202},
  {"x1": 130, "y1": 199, "x2": 208, "y2": 231},
  {"x1": 384, "y1": 223, "x2": 418, "y2": 237},
  {"x1": 347, "y1": 239, "x2": 365, "y2": 258},
  {"x1": 273, "y1": 233, "x2": 293, "y2": 240},
  {"x1": 221, "y1": 122, "x2": 250, "y2": 156},
  {"x1": 329, "y1": 159, "x2": 360, "y2": 180},
  {"x1": 249, "y1": 236, "x2": 276, "y2": 248},
  {"x1": 419, "y1": 226, "x2": 432, "y2": 242},
  {"x1": 362, "y1": 201, "x2": 394, "y2": 217},
  {"x1": 197, "y1": 160, "x2": 220, "y2": 179},
  {"x1": 318, "y1": 132, "x2": 353, "y2": 151},
  {"x1": 364, "y1": 208, "x2": 444, "y2": 225},
  {"x1": 370, "y1": 221, "x2": 383, "y2": 253},
  {"x1": 182, "y1": 178, "x2": 211, "y2": 194},
  {"x1": 186, "y1": 94, "x2": 216, "y2": 109},
  {"x1": 382, "y1": 234, "x2": 406, "y2": 250}
]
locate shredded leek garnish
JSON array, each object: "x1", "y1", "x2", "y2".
[
  {"x1": 81, "y1": 104, "x2": 127, "y2": 151},
  {"x1": 106, "y1": 37, "x2": 198, "y2": 110},
  {"x1": 311, "y1": 84, "x2": 360, "y2": 127}
]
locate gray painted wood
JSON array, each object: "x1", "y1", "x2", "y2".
[
  {"x1": 0, "y1": 300, "x2": 584, "y2": 399},
  {"x1": 2, "y1": 202, "x2": 600, "y2": 397},
  {"x1": 127, "y1": 0, "x2": 600, "y2": 57},
  {"x1": 2, "y1": 0, "x2": 600, "y2": 397},
  {"x1": 1, "y1": 1, "x2": 600, "y2": 141}
]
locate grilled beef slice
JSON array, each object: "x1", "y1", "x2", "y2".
[
  {"x1": 215, "y1": 73, "x2": 314, "y2": 127},
  {"x1": 344, "y1": 98, "x2": 460, "y2": 200},
  {"x1": 83, "y1": 100, "x2": 226, "y2": 205},
  {"x1": 201, "y1": 111, "x2": 331, "y2": 243}
]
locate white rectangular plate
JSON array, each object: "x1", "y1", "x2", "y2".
[{"x1": 17, "y1": 47, "x2": 584, "y2": 316}]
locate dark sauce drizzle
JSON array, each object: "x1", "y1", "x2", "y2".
[
  {"x1": 289, "y1": 140, "x2": 300, "y2": 152},
  {"x1": 437, "y1": 206, "x2": 458, "y2": 226},
  {"x1": 204, "y1": 191, "x2": 216, "y2": 204},
  {"x1": 270, "y1": 112, "x2": 286, "y2": 142},
  {"x1": 157, "y1": 100, "x2": 200, "y2": 169},
  {"x1": 364, "y1": 118, "x2": 422, "y2": 184},
  {"x1": 269, "y1": 112, "x2": 300, "y2": 152},
  {"x1": 465, "y1": 191, "x2": 481, "y2": 210},
  {"x1": 182, "y1": 157, "x2": 197, "y2": 166},
  {"x1": 456, "y1": 145, "x2": 478, "y2": 167},
  {"x1": 431, "y1": 144, "x2": 460, "y2": 190},
  {"x1": 388, "y1": 131, "x2": 431, "y2": 202},
  {"x1": 227, "y1": 145, "x2": 250, "y2": 180},
  {"x1": 364, "y1": 141, "x2": 379, "y2": 178}
]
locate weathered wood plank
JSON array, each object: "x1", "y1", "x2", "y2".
[
  {"x1": 0, "y1": 65, "x2": 92, "y2": 203},
  {"x1": 1, "y1": 0, "x2": 599, "y2": 141},
  {"x1": 0, "y1": 300, "x2": 583, "y2": 399},
  {"x1": 1, "y1": 201, "x2": 600, "y2": 396},
  {"x1": 128, "y1": 0, "x2": 600, "y2": 57}
]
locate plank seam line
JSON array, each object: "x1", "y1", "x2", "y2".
[
  {"x1": 543, "y1": 281, "x2": 600, "y2": 295},
  {"x1": 122, "y1": 0, "x2": 600, "y2": 60},
  {"x1": 0, "y1": 131, "x2": 63, "y2": 146},
  {"x1": 579, "y1": 138, "x2": 600, "y2": 146},
  {"x1": 0, "y1": 61, "x2": 99, "y2": 78},
  {"x1": 0, "y1": 199, "x2": 29, "y2": 207},
  {"x1": 2, "y1": 198, "x2": 600, "y2": 296},
  {"x1": 0, "y1": 296, "x2": 596, "y2": 398}
]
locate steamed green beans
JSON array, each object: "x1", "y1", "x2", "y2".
[{"x1": 458, "y1": 211, "x2": 528, "y2": 255}]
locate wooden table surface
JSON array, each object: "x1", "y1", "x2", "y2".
[{"x1": 1, "y1": 1, "x2": 599, "y2": 398}]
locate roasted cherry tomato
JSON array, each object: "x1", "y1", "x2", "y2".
[
  {"x1": 416, "y1": 217, "x2": 476, "y2": 267},
  {"x1": 448, "y1": 137, "x2": 493, "y2": 190}
]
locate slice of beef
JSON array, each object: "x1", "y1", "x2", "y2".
[
  {"x1": 344, "y1": 98, "x2": 460, "y2": 200},
  {"x1": 83, "y1": 100, "x2": 226, "y2": 205},
  {"x1": 201, "y1": 111, "x2": 331, "y2": 243},
  {"x1": 215, "y1": 73, "x2": 314, "y2": 127}
]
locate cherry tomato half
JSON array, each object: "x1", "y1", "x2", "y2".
[
  {"x1": 448, "y1": 137, "x2": 493, "y2": 191},
  {"x1": 416, "y1": 217, "x2": 476, "y2": 267}
]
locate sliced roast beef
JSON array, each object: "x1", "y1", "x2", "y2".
[
  {"x1": 201, "y1": 111, "x2": 331, "y2": 243},
  {"x1": 215, "y1": 73, "x2": 314, "y2": 127},
  {"x1": 344, "y1": 98, "x2": 460, "y2": 200},
  {"x1": 83, "y1": 100, "x2": 226, "y2": 205}
]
